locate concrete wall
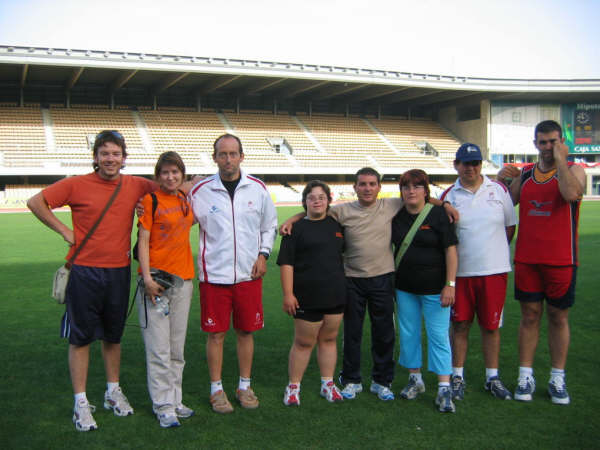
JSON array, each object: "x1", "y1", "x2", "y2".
[{"x1": 438, "y1": 99, "x2": 490, "y2": 158}]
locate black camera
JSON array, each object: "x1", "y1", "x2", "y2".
[{"x1": 149, "y1": 268, "x2": 184, "y2": 290}]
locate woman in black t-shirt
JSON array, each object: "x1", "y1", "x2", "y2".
[
  {"x1": 392, "y1": 169, "x2": 458, "y2": 413},
  {"x1": 277, "y1": 180, "x2": 346, "y2": 406}
]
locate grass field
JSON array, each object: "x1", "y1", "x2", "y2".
[{"x1": 2, "y1": 203, "x2": 600, "y2": 449}]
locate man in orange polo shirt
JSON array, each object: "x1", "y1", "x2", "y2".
[{"x1": 27, "y1": 131, "x2": 155, "y2": 431}]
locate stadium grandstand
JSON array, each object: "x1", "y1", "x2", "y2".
[{"x1": 1, "y1": 44, "x2": 599, "y2": 207}]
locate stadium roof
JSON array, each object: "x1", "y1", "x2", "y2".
[{"x1": 1, "y1": 45, "x2": 600, "y2": 114}]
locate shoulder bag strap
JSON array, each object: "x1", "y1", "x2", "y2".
[
  {"x1": 68, "y1": 175, "x2": 123, "y2": 266},
  {"x1": 394, "y1": 203, "x2": 433, "y2": 267}
]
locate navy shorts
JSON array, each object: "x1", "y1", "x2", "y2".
[
  {"x1": 61, "y1": 264, "x2": 131, "y2": 346},
  {"x1": 294, "y1": 303, "x2": 345, "y2": 322}
]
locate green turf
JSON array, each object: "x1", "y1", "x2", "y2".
[{"x1": 1, "y1": 203, "x2": 599, "y2": 449}]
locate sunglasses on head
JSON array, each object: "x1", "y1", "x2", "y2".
[{"x1": 96, "y1": 130, "x2": 124, "y2": 140}]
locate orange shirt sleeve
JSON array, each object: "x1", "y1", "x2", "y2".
[{"x1": 138, "y1": 193, "x2": 155, "y2": 232}]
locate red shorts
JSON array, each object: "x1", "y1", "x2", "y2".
[
  {"x1": 199, "y1": 279, "x2": 264, "y2": 332},
  {"x1": 451, "y1": 273, "x2": 508, "y2": 330},
  {"x1": 514, "y1": 263, "x2": 576, "y2": 309}
]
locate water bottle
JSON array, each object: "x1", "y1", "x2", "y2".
[{"x1": 155, "y1": 296, "x2": 170, "y2": 316}]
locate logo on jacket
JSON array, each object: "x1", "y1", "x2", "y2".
[
  {"x1": 209, "y1": 205, "x2": 221, "y2": 214},
  {"x1": 528, "y1": 199, "x2": 552, "y2": 216}
]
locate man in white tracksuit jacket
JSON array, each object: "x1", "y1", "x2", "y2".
[{"x1": 189, "y1": 134, "x2": 277, "y2": 414}]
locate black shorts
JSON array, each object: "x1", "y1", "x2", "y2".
[
  {"x1": 61, "y1": 264, "x2": 131, "y2": 345},
  {"x1": 294, "y1": 304, "x2": 345, "y2": 322}
]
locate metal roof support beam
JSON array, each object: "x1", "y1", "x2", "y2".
[
  {"x1": 66, "y1": 67, "x2": 84, "y2": 90},
  {"x1": 246, "y1": 77, "x2": 286, "y2": 94},
  {"x1": 399, "y1": 90, "x2": 481, "y2": 108},
  {"x1": 110, "y1": 69, "x2": 137, "y2": 92},
  {"x1": 278, "y1": 80, "x2": 330, "y2": 99},
  {"x1": 377, "y1": 88, "x2": 445, "y2": 105},
  {"x1": 345, "y1": 86, "x2": 409, "y2": 103},
  {"x1": 199, "y1": 75, "x2": 241, "y2": 94},
  {"x1": 196, "y1": 93, "x2": 202, "y2": 112},
  {"x1": 20, "y1": 64, "x2": 28, "y2": 88},
  {"x1": 153, "y1": 72, "x2": 190, "y2": 95},
  {"x1": 431, "y1": 92, "x2": 509, "y2": 109},
  {"x1": 310, "y1": 82, "x2": 368, "y2": 101}
]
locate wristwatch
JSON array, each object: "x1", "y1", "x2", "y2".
[
  {"x1": 446, "y1": 280, "x2": 456, "y2": 287},
  {"x1": 259, "y1": 251, "x2": 270, "y2": 260}
]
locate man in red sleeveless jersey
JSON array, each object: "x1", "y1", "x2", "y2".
[{"x1": 497, "y1": 120, "x2": 586, "y2": 405}]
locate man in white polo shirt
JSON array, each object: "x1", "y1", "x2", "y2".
[{"x1": 440, "y1": 143, "x2": 517, "y2": 401}]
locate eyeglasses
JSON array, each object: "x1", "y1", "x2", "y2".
[
  {"x1": 96, "y1": 130, "x2": 124, "y2": 140},
  {"x1": 306, "y1": 195, "x2": 328, "y2": 202},
  {"x1": 401, "y1": 184, "x2": 425, "y2": 192},
  {"x1": 461, "y1": 160, "x2": 481, "y2": 167},
  {"x1": 537, "y1": 138, "x2": 558, "y2": 146}
]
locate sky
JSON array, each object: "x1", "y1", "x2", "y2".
[{"x1": 1, "y1": 0, "x2": 599, "y2": 79}]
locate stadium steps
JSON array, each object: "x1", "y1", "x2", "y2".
[
  {"x1": 41, "y1": 108, "x2": 56, "y2": 152},
  {"x1": 291, "y1": 116, "x2": 326, "y2": 153}
]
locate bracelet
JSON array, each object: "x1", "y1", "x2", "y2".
[
  {"x1": 442, "y1": 200, "x2": 451, "y2": 207},
  {"x1": 446, "y1": 280, "x2": 456, "y2": 287},
  {"x1": 259, "y1": 251, "x2": 270, "y2": 260}
]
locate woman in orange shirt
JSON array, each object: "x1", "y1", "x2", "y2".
[{"x1": 136, "y1": 151, "x2": 195, "y2": 428}]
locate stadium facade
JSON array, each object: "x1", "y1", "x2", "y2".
[{"x1": 1, "y1": 44, "x2": 599, "y2": 204}]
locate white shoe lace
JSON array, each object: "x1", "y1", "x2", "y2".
[
  {"x1": 550, "y1": 376, "x2": 565, "y2": 392},
  {"x1": 518, "y1": 376, "x2": 531, "y2": 389},
  {"x1": 76, "y1": 401, "x2": 96, "y2": 424}
]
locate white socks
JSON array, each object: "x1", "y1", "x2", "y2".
[
  {"x1": 485, "y1": 368, "x2": 498, "y2": 382},
  {"x1": 519, "y1": 366, "x2": 534, "y2": 379},
  {"x1": 210, "y1": 380, "x2": 223, "y2": 395},
  {"x1": 74, "y1": 392, "x2": 87, "y2": 406},
  {"x1": 438, "y1": 381, "x2": 450, "y2": 393},
  {"x1": 409, "y1": 373, "x2": 424, "y2": 384},
  {"x1": 239, "y1": 377, "x2": 251, "y2": 391}
]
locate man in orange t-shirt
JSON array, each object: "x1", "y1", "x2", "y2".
[{"x1": 27, "y1": 130, "x2": 155, "y2": 432}]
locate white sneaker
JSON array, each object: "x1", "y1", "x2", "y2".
[
  {"x1": 175, "y1": 404, "x2": 195, "y2": 418},
  {"x1": 283, "y1": 384, "x2": 300, "y2": 406},
  {"x1": 339, "y1": 377, "x2": 363, "y2": 400},
  {"x1": 156, "y1": 406, "x2": 181, "y2": 428},
  {"x1": 73, "y1": 399, "x2": 98, "y2": 432},
  {"x1": 320, "y1": 381, "x2": 343, "y2": 402},
  {"x1": 103, "y1": 387, "x2": 134, "y2": 416},
  {"x1": 370, "y1": 382, "x2": 395, "y2": 401}
]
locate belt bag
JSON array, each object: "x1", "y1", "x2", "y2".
[{"x1": 51, "y1": 176, "x2": 122, "y2": 304}]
